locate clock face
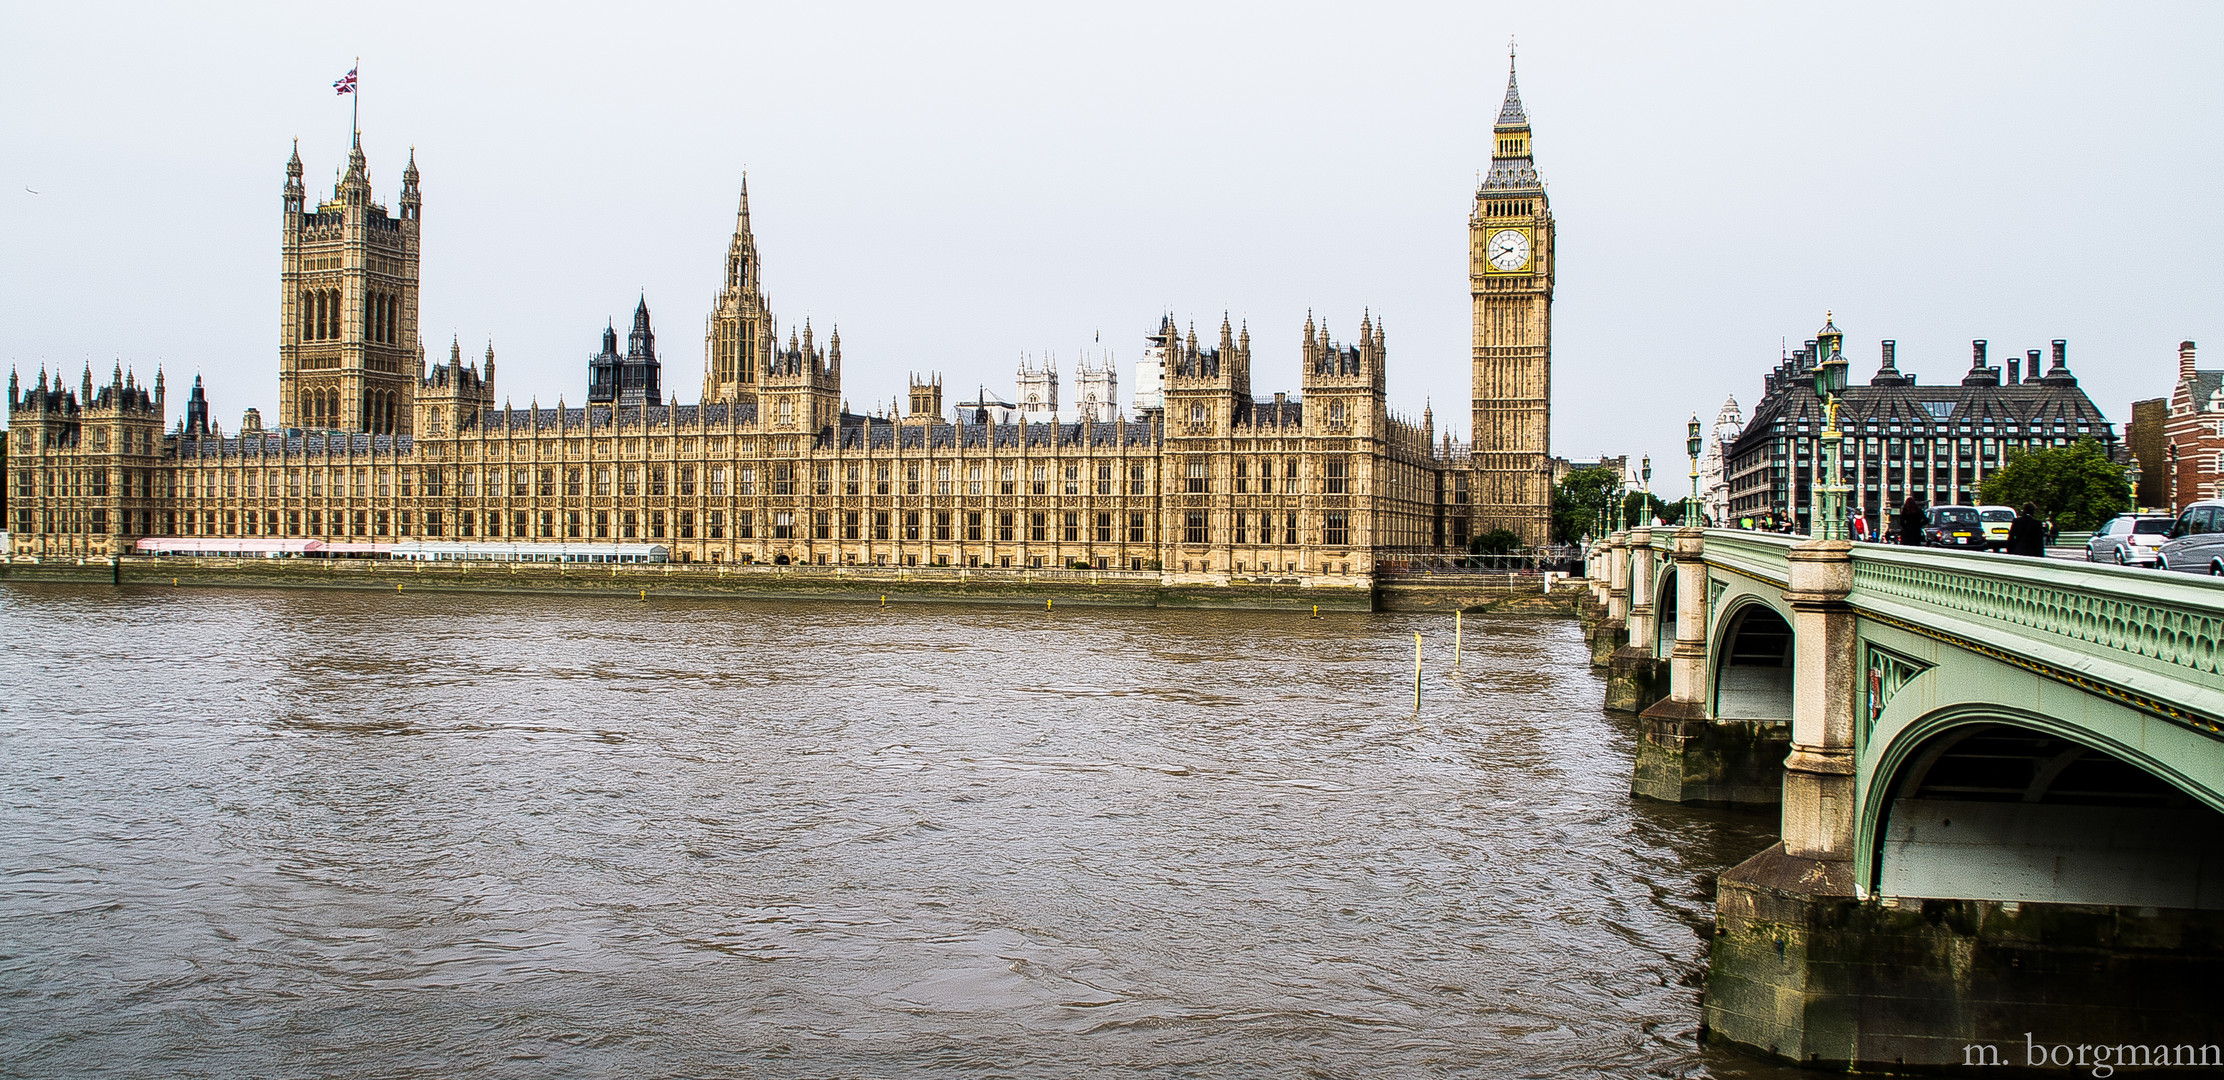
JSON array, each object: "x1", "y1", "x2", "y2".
[{"x1": 1488, "y1": 228, "x2": 1531, "y2": 272}]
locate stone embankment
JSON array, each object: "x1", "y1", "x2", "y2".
[{"x1": 5, "y1": 557, "x2": 1587, "y2": 615}]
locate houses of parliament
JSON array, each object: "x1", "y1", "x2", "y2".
[{"x1": 8, "y1": 62, "x2": 1558, "y2": 578}]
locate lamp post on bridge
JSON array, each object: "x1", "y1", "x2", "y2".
[
  {"x1": 1811, "y1": 314, "x2": 1852, "y2": 542},
  {"x1": 1686, "y1": 415, "x2": 1703, "y2": 528},
  {"x1": 1640, "y1": 455, "x2": 1652, "y2": 527}
]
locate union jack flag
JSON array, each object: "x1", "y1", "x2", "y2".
[{"x1": 334, "y1": 67, "x2": 357, "y2": 95}]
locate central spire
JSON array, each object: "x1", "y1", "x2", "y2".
[{"x1": 1497, "y1": 45, "x2": 1528, "y2": 131}]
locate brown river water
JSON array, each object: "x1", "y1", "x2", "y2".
[{"x1": 0, "y1": 583, "x2": 1803, "y2": 1078}]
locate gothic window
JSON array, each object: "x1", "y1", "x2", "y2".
[
  {"x1": 1029, "y1": 512, "x2": 1047, "y2": 542},
  {"x1": 997, "y1": 512, "x2": 1014, "y2": 541},
  {"x1": 1000, "y1": 466, "x2": 1016, "y2": 495},
  {"x1": 968, "y1": 466, "x2": 983, "y2": 496},
  {"x1": 651, "y1": 511, "x2": 667, "y2": 540},
  {"x1": 703, "y1": 467, "x2": 721, "y2": 496},
  {"x1": 511, "y1": 469, "x2": 529, "y2": 497},
  {"x1": 905, "y1": 465, "x2": 920, "y2": 496},
  {"x1": 937, "y1": 466, "x2": 953, "y2": 496},
  {"x1": 1064, "y1": 465, "x2": 1079, "y2": 496},
  {"x1": 678, "y1": 511, "x2": 694, "y2": 540},
  {"x1": 1285, "y1": 512, "x2": 1299, "y2": 546},
  {"x1": 772, "y1": 462, "x2": 792, "y2": 496},
  {"x1": 934, "y1": 512, "x2": 951, "y2": 541},
  {"x1": 1325, "y1": 458, "x2": 1349, "y2": 495},
  {"x1": 1324, "y1": 512, "x2": 1349, "y2": 547},
  {"x1": 903, "y1": 512, "x2": 920, "y2": 541},
  {"x1": 845, "y1": 464, "x2": 860, "y2": 496},
  {"x1": 1063, "y1": 511, "x2": 1080, "y2": 543},
  {"x1": 737, "y1": 467, "x2": 755, "y2": 496},
  {"x1": 650, "y1": 466, "x2": 667, "y2": 497},
  {"x1": 815, "y1": 464, "x2": 832, "y2": 496},
  {"x1": 966, "y1": 512, "x2": 982, "y2": 542},
  {"x1": 1130, "y1": 463, "x2": 1146, "y2": 496},
  {"x1": 678, "y1": 466, "x2": 694, "y2": 497},
  {"x1": 1233, "y1": 512, "x2": 1248, "y2": 544},
  {"x1": 732, "y1": 511, "x2": 750, "y2": 539},
  {"x1": 874, "y1": 512, "x2": 890, "y2": 541},
  {"x1": 1094, "y1": 512, "x2": 1112, "y2": 543},
  {"x1": 843, "y1": 511, "x2": 861, "y2": 540},
  {"x1": 875, "y1": 464, "x2": 891, "y2": 496},
  {"x1": 540, "y1": 469, "x2": 557, "y2": 497},
  {"x1": 1185, "y1": 458, "x2": 1208, "y2": 494},
  {"x1": 1096, "y1": 463, "x2": 1112, "y2": 495},
  {"x1": 1184, "y1": 511, "x2": 1206, "y2": 545},
  {"x1": 623, "y1": 511, "x2": 640, "y2": 538},
  {"x1": 1031, "y1": 465, "x2": 1047, "y2": 495},
  {"x1": 701, "y1": 510, "x2": 718, "y2": 540},
  {"x1": 1234, "y1": 460, "x2": 1249, "y2": 493},
  {"x1": 1128, "y1": 512, "x2": 1147, "y2": 544}
]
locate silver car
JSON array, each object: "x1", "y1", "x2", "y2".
[
  {"x1": 2154, "y1": 500, "x2": 2224, "y2": 576},
  {"x1": 2085, "y1": 513, "x2": 2174, "y2": 566}
]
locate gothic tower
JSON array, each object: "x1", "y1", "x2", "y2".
[
  {"x1": 279, "y1": 135, "x2": 421, "y2": 435},
  {"x1": 1470, "y1": 54, "x2": 1555, "y2": 545},
  {"x1": 703, "y1": 179, "x2": 775, "y2": 408}
]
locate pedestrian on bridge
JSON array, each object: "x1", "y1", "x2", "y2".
[
  {"x1": 2006, "y1": 503, "x2": 2047, "y2": 557},
  {"x1": 1898, "y1": 495, "x2": 1928, "y2": 546}
]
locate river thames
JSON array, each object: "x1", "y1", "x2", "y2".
[{"x1": 0, "y1": 584, "x2": 1801, "y2": 1078}]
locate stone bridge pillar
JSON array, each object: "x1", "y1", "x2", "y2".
[
  {"x1": 1780, "y1": 539, "x2": 1857, "y2": 862},
  {"x1": 1589, "y1": 532, "x2": 1631, "y2": 668},
  {"x1": 1705, "y1": 539, "x2": 1865, "y2": 1064},
  {"x1": 1605, "y1": 529, "x2": 1666, "y2": 712}
]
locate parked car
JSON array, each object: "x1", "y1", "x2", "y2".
[
  {"x1": 1923, "y1": 505, "x2": 1987, "y2": 549},
  {"x1": 2084, "y1": 513, "x2": 2175, "y2": 566},
  {"x1": 1977, "y1": 505, "x2": 2017, "y2": 551},
  {"x1": 2154, "y1": 500, "x2": 2224, "y2": 576}
]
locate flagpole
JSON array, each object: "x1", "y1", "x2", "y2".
[{"x1": 352, "y1": 56, "x2": 360, "y2": 141}]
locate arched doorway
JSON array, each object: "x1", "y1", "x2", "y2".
[{"x1": 1876, "y1": 722, "x2": 2224, "y2": 908}]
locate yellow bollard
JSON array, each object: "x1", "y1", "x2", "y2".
[
  {"x1": 1047, "y1": 598, "x2": 1053, "y2": 611},
  {"x1": 640, "y1": 589, "x2": 647, "y2": 601},
  {"x1": 1413, "y1": 631, "x2": 1423, "y2": 713},
  {"x1": 1311, "y1": 604, "x2": 1319, "y2": 619},
  {"x1": 1454, "y1": 609, "x2": 1462, "y2": 666},
  {"x1": 881, "y1": 594, "x2": 887, "y2": 607},
  {"x1": 397, "y1": 583, "x2": 403, "y2": 592}
]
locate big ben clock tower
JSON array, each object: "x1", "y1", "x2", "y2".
[{"x1": 1470, "y1": 53, "x2": 1555, "y2": 546}]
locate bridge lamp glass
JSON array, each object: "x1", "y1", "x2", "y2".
[
  {"x1": 1813, "y1": 350, "x2": 1849, "y2": 402},
  {"x1": 1687, "y1": 418, "x2": 1703, "y2": 461}
]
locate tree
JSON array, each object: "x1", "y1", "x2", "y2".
[
  {"x1": 1550, "y1": 465, "x2": 1621, "y2": 543},
  {"x1": 1467, "y1": 528, "x2": 1522, "y2": 568},
  {"x1": 1978, "y1": 440, "x2": 2129, "y2": 531}
]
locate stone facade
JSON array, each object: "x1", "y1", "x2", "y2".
[{"x1": 7, "y1": 60, "x2": 1564, "y2": 576}]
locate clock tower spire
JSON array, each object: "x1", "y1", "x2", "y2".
[{"x1": 1470, "y1": 48, "x2": 1555, "y2": 546}]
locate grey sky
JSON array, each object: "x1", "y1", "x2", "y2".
[{"x1": 4, "y1": 2, "x2": 2219, "y2": 488}]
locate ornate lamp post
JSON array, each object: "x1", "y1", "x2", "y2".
[
  {"x1": 1686, "y1": 415, "x2": 1704, "y2": 527},
  {"x1": 1811, "y1": 337, "x2": 1851, "y2": 541},
  {"x1": 2127, "y1": 457, "x2": 2144, "y2": 511},
  {"x1": 2168, "y1": 443, "x2": 2179, "y2": 512},
  {"x1": 1640, "y1": 455, "x2": 1652, "y2": 525}
]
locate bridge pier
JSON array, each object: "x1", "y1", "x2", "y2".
[
  {"x1": 1587, "y1": 531, "x2": 1630, "y2": 669},
  {"x1": 1606, "y1": 528, "x2": 1667, "y2": 712},
  {"x1": 1633, "y1": 527, "x2": 1788, "y2": 805}
]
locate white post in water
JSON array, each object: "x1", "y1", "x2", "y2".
[{"x1": 1413, "y1": 632, "x2": 1423, "y2": 713}]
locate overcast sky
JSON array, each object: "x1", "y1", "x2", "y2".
[{"x1": 4, "y1": 2, "x2": 2219, "y2": 483}]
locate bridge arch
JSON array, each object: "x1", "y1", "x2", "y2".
[
  {"x1": 1712, "y1": 598, "x2": 1793, "y2": 721},
  {"x1": 1653, "y1": 572, "x2": 1677, "y2": 659},
  {"x1": 1865, "y1": 706, "x2": 2224, "y2": 909}
]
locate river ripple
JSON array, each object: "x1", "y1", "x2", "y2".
[{"x1": 0, "y1": 583, "x2": 1799, "y2": 1078}]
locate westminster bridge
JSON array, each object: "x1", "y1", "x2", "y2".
[{"x1": 1584, "y1": 527, "x2": 2224, "y2": 1069}]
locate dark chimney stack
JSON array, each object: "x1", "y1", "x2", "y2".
[
  {"x1": 1972, "y1": 339, "x2": 1987, "y2": 367},
  {"x1": 2008, "y1": 357, "x2": 2021, "y2": 385}
]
